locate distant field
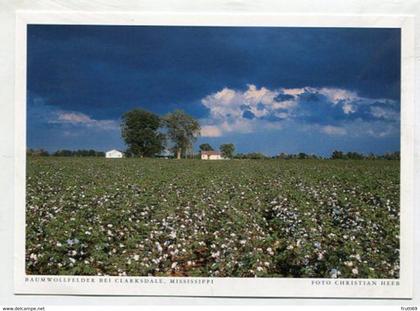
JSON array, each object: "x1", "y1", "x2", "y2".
[{"x1": 26, "y1": 157, "x2": 400, "y2": 278}]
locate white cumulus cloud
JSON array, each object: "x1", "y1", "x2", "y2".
[
  {"x1": 199, "y1": 84, "x2": 399, "y2": 138},
  {"x1": 200, "y1": 84, "x2": 297, "y2": 136},
  {"x1": 317, "y1": 87, "x2": 358, "y2": 104}
]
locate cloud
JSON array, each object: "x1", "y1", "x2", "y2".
[
  {"x1": 199, "y1": 84, "x2": 400, "y2": 138},
  {"x1": 201, "y1": 125, "x2": 223, "y2": 137},
  {"x1": 317, "y1": 87, "x2": 358, "y2": 104},
  {"x1": 53, "y1": 111, "x2": 119, "y2": 130},
  {"x1": 200, "y1": 84, "x2": 297, "y2": 137},
  {"x1": 320, "y1": 125, "x2": 347, "y2": 136},
  {"x1": 342, "y1": 103, "x2": 356, "y2": 114},
  {"x1": 370, "y1": 106, "x2": 400, "y2": 121},
  {"x1": 57, "y1": 112, "x2": 92, "y2": 123},
  {"x1": 28, "y1": 94, "x2": 119, "y2": 132},
  {"x1": 282, "y1": 88, "x2": 305, "y2": 96}
]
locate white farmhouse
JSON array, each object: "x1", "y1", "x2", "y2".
[
  {"x1": 201, "y1": 150, "x2": 223, "y2": 160},
  {"x1": 105, "y1": 149, "x2": 123, "y2": 158}
]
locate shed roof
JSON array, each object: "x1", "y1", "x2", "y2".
[{"x1": 201, "y1": 150, "x2": 221, "y2": 155}]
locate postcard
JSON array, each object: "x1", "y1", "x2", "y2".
[{"x1": 14, "y1": 11, "x2": 414, "y2": 298}]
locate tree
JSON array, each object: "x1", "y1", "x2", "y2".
[
  {"x1": 163, "y1": 110, "x2": 201, "y2": 159},
  {"x1": 220, "y1": 143, "x2": 235, "y2": 159},
  {"x1": 246, "y1": 152, "x2": 267, "y2": 159},
  {"x1": 384, "y1": 151, "x2": 400, "y2": 160},
  {"x1": 298, "y1": 152, "x2": 308, "y2": 159},
  {"x1": 121, "y1": 109, "x2": 165, "y2": 157},
  {"x1": 366, "y1": 153, "x2": 377, "y2": 160},
  {"x1": 331, "y1": 150, "x2": 344, "y2": 159},
  {"x1": 346, "y1": 152, "x2": 364, "y2": 160},
  {"x1": 27, "y1": 148, "x2": 49, "y2": 156},
  {"x1": 277, "y1": 152, "x2": 289, "y2": 159},
  {"x1": 199, "y1": 143, "x2": 214, "y2": 152},
  {"x1": 53, "y1": 149, "x2": 73, "y2": 156}
]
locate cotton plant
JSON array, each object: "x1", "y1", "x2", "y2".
[{"x1": 26, "y1": 157, "x2": 399, "y2": 278}]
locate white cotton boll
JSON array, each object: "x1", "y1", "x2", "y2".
[
  {"x1": 267, "y1": 247, "x2": 274, "y2": 256},
  {"x1": 211, "y1": 251, "x2": 220, "y2": 258},
  {"x1": 344, "y1": 261, "x2": 354, "y2": 267},
  {"x1": 155, "y1": 242, "x2": 163, "y2": 253},
  {"x1": 353, "y1": 254, "x2": 361, "y2": 262}
]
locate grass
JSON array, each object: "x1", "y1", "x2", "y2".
[{"x1": 26, "y1": 157, "x2": 400, "y2": 278}]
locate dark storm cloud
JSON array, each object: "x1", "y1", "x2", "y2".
[{"x1": 27, "y1": 25, "x2": 400, "y2": 154}]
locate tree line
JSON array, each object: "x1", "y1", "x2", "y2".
[
  {"x1": 198, "y1": 145, "x2": 400, "y2": 160},
  {"x1": 273, "y1": 151, "x2": 400, "y2": 160},
  {"x1": 27, "y1": 149, "x2": 105, "y2": 157},
  {"x1": 329, "y1": 150, "x2": 400, "y2": 160},
  {"x1": 27, "y1": 147, "x2": 400, "y2": 160}
]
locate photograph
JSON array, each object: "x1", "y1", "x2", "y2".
[{"x1": 25, "y1": 24, "x2": 401, "y2": 280}]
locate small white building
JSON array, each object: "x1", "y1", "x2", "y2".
[
  {"x1": 156, "y1": 149, "x2": 172, "y2": 159},
  {"x1": 105, "y1": 149, "x2": 123, "y2": 158},
  {"x1": 201, "y1": 150, "x2": 223, "y2": 160}
]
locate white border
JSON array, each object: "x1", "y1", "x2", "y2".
[{"x1": 14, "y1": 12, "x2": 415, "y2": 298}]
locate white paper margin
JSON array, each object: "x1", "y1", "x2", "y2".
[{"x1": 14, "y1": 11, "x2": 415, "y2": 298}]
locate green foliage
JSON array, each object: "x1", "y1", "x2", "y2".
[
  {"x1": 199, "y1": 143, "x2": 214, "y2": 152},
  {"x1": 51, "y1": 149, "x2": 105, "y2": 157},
  {"x1": 163, "y1": 110, "x2": 200, "y2": 159},
  {"x1": 331, "y1": 150, "x2": 345, "y2": 159},
  {"x1": 220, "y1": 143, "x2": 235, "y2": 159},
  {"x1": 27, "y1": 149, "x2": 50, "y2": 156},
  {"x1": 26, "y1": 157, "x2": 399, "y2": 278},
  {"x1": 383, "y1": 152, "x2": 400, "y2": 160},
  {"x1": 298, "y1": 152, "x2": 307, "y2": 159},
  {"x1": 121, "y1": 109, "x2": 165, "y2": 157},
  {"x1": 330, "y1": 150, "x2": 400, "y2": 160},
  {"x1": 234, "y1": 152, "x2": 268, "y2": 159}
]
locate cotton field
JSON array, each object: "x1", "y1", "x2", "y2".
[{"x1": 26, "y1": 157, "x2": 400, "y2": 278}]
